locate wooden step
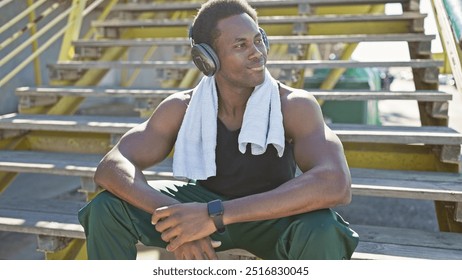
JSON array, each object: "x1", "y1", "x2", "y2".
[
  {"x1": 73, "y1": 33, "x2": 435, "y2": 48},
  {"x1": 73, "y1": 33, "x2": 435, "y2": 59},
  {"x1": 329, "y1": 123, "x2": 462, "y2": 145},
  {"x1": 1, "y1": 113, "x2": 461, "y2": 145},
  {"x1": 0, "y1": 150, "x2": 173, "y2": 180},
  {"x1": 92, "y1": 12, "x2": 426, "y2": 29},
  {"x1": 350, "y1": 167, "x2": 462, "y2": 203},
  {"x1": 15, "y1": 86, "x2": 453, "y2": 102},
  {"x1": 0, "y1": 198, "x2": 86, "y2": 239},
  {"x1": 48, "y1": 59, "x2": 443, "y2": 70},
  {"x1": 352, "y1": 224, "x2": 462, "y2": 259},
  {"x1": 110, "y1": 0, "x2": 411, "y2": 13},
  {"x1": 0, "y1": 150, "x2": 461, "y2": 206},
  {"x1": 1, "y1": 197, "x2": 462, "y2": 259}
]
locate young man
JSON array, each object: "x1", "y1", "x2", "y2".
[{"x1": 78, "y1": 0, "x2": 359, "y2": 260}]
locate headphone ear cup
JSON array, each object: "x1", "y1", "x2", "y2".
[
  {"x1": 259, "y1": 27, "x2": 269, "y2": 51},
  {"x1": 191, "y1": 43, "x2": 220, "y2": 76}
]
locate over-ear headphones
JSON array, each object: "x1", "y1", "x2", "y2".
[{"x1": 189, "y1": 27, "x2": 269, "y2": 77}]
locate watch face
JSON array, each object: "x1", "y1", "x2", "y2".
[{"x1": 208, "y1": 200, "x2": 224, "y2": 216}]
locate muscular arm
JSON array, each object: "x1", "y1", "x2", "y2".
[
  {"x1": 93, "y1": 94, "x2": 188, "y2": 213},
  {"x1": 223, "y1": 88, "x2": 351, "y2": 224},
  {"x1": 94, "y1": 92, "x2": 222, "y2": 259}
]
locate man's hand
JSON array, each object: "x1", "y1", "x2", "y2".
[
  {"x1": 172, "y1": 238, "x2": 221, "y2": 260},
  {"x1": 152, "y1": 202, "x2": 218, "y2": 251}
]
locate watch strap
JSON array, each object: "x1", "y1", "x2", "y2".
[{"x1": 207, "y1": 199, "x2": 226, "y2": 234}]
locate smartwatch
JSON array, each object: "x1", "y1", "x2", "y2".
[{"x1": 207, "y1": 199, "x2": 226, "y2": 234}]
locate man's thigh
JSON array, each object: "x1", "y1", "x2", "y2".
[{"x1": 226, "y1": 209, "x2": 358, "y2": 260}]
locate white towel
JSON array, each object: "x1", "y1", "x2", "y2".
[{"x1": 173, "y1": 69, "x2": 285, "y2": 180}]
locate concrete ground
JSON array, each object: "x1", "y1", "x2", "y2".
[{"x1": 0, "y1": 70, "x2": 461, "y2": 260}]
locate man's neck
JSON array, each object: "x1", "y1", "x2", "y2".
[{"x1": 216, "y1": 84, "x2": 254, "y2": 131}]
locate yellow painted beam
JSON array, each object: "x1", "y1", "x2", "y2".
[
  {"x1": 0, "y1": 137, "x2": 31, "y2": 193},
  {"x1": 433, "y1": 52, "x2": 453, "y2": 74},
  {"x1": 344, "y1": 143, "x2": 460, "y2": 172},
  {"x1": 0, "y1": 173, "x2": 18, "y2": 194},
  {"x1": 26, "y1": 131, "x2": 111, "y2": 154},
  {"x1": 45, "y1": 239, "x2": 87, "y2": 260},
  {"x1": 59, "y1": 0, "x2": 87, "y2": 62}
]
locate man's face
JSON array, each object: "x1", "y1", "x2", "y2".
[{"x1": 213, "y1": 13, "x2": 268, "y2": 89}]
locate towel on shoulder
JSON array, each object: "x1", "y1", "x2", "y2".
[{"x1": 173, "y1": 69, "x2": 285, "y2": 180}]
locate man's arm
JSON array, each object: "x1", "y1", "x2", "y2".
[
  {"x1": 153, "y1": 87, "x2": 352, "y2": 251},
  {"x1": 222, "y1": 88, "x2": 352, "y2": 223},
  {"x1": 93, "y1": 92, "x2": 222, "y2": 259},
  {"x1": 93, "y1": 93, "x2": 187, "y2": 213}
]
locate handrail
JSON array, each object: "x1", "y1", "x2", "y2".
[
  {"x1": 0, "y1": 0, "x2": 105, "y2": 88},
  {"x1": 0, "y1": 0, "x2": 14, "y2": 9},
  {"x1": 27, "y1": 0, "x2": 42, "y2": 86},
  {"x1": 431, "y1": 0, "x2": 462, "y2": 93},
  {"x1": 0, "y1": 0, "x2": 48, "y2": 35},
  {"x1": 0, "y1": 2, "x2": 62, "y2": 51}
]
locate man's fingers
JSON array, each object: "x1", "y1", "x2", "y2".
[
  {"x1": 160, "y1": 226, "x2": 180, "y2": 243},
  {"x1": 211, "y1": 240, "x2": 222, "y2": 248},
  {"x1": 151, "y1": 206, "x2": 170, "y2": 225},
  {"x1": 166, "y1": 236, "x2": 185, "y2": 252},
  {"x1": 205, "y1": 240, "x2": 219, "y2": 260}
]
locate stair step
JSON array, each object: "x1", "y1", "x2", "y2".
[
  {"x1": 110, "y1": 0, "x2": 410, "y2": 13},
  {"x1": 47, "y1": 59, "x2": 443, "y2": 71},
  {"x1": 0, "y1": 150, "x2": 460, "y2": 203},
  {"x1": 349, "y1": 167, "x2": 462, "y2": 202},
  {"x1": 0, "y1": 150, "x2": 173, "y2": 179},
  {"x1": 2, "y1": 197, "x2": 462, "y2": 259},
  {"x1": 1, "y1": 113, "x2": 461, "y2": 145},
  {"x1": 15, "y1": 86, "x2": 453, "y2": 102},
  {"x1": 0, "y1": 197, "x2": 86, "y2": 239},
  {"x1": 92, "y1": 12, "x2": 426, "y2": 29},
  {"x1": 73, "y1": 33, "x2": 435, "y2": 49},
  {"x1": 329, "y1": 123, "x2": 462, "y2": 145}
]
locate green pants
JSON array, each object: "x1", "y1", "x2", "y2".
[{"x1": 78, "y1": 180, "x2": 359, "y2": 260}]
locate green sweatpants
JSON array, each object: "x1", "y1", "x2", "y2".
[{"x1": 78, "y1": 180, "x2": 359, "y2": 260}]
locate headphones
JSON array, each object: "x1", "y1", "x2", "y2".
[{"x1": 189, "y1": 26, "x2": 269, "y2": 76}]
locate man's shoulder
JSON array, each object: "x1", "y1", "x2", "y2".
[
  {"x1": 167, "y1": 89, "x2": 193, "y2": 103},
  {"x1": 157, "y1": 89, "x2": 193, "y2": 110},
  {"x1": 279, "y1": 83, "x2": 318, "y2": 106}
]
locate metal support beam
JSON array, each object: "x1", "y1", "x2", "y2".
[
  {"x1": 59, "y1": 0, "x2": 87, "y2": 62},
  {"x1": 456, "y1": 202, "x2": 462, "y2": 223},
  {"x1": 438, "y1": 145, "x2": 462, "y2": 164},
  {"x1": 37, "y1": 235, "x2": 72, "y2": 253}
]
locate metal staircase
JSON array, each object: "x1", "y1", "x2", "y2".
[{"x1": 1, "y1": 0, "x2": 462, "y2": 260}]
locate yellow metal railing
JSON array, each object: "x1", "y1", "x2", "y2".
[
  {"x1": 0, "y1": 0, "x2": 105, "y2": 88},
  {"x1": 431, "y1": 0, "x2": 462, "y2": 94}
]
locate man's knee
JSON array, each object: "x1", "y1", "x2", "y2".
[
  {"x1": 78, "y1": 191, "x2": 121, "y2": 230},
  {"x1": 283, "y1": 209, "x2": 358, "y2": 259}
]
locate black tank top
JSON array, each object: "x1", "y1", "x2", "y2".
[{"x1": 197, "y1": 118, "x2": 296, "y2": 198}]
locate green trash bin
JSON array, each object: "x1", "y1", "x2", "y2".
[{"x1": 304, "y1": 67, "x2": 382, "y2": 125}]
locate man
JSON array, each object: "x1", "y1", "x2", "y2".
[{"x1": 78, "y1": 0, "x2": 359, "y2": 260}]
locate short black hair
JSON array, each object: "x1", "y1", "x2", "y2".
[{"x1": 190, "y1": 0, "x2": 258, "y2": 49}]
